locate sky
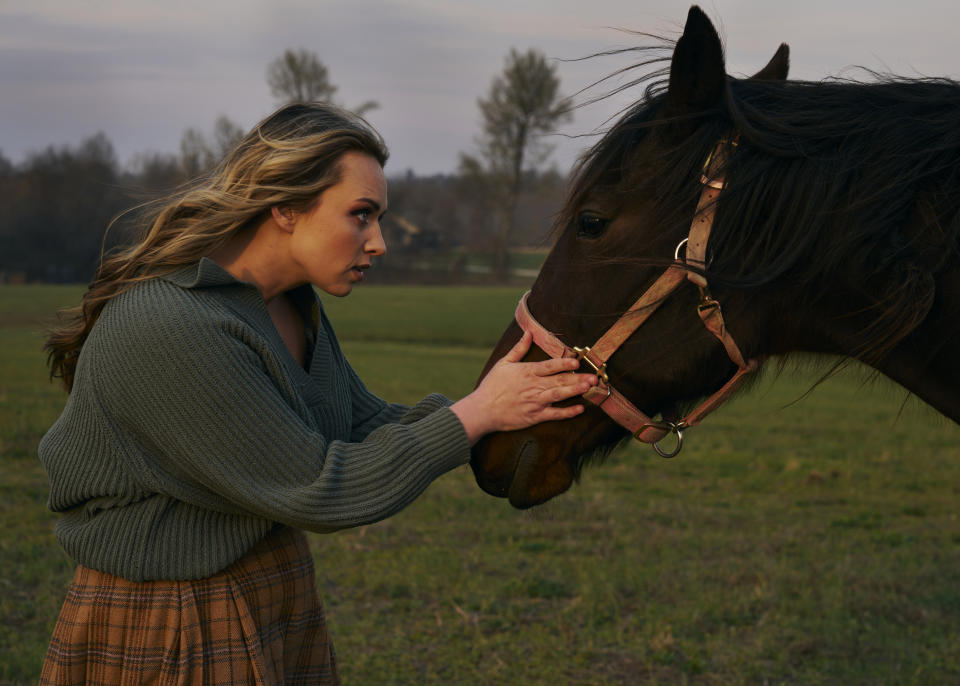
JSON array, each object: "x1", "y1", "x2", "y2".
[{"x1": 2, "y1": 0, "x2": 959, "y2": 176}]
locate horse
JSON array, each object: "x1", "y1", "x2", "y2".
[{"x1": 470, "y1": 5, "x2": 960, "y2": 509}]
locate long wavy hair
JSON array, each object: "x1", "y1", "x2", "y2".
[{"x1": 46, "y1": 102, "x2": 389, "y2": 391}]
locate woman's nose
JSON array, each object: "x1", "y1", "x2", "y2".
[{"x1": 366, "y1": 223, "x2": 387, "y2": 256}]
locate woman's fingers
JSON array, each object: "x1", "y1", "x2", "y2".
[
  {"x1": 500, "y1": 336, "x2": 592, "y2": 380},
  {"x1": 531, "y1": 373, "x2": 593, "y2": 399},
  {"x1": 547, "y1": 375, "x2": 595, "y2": 402},
  {"x1": 532, "y1": 356, "x2": 582, "y2": 375},
  {"x1": 503, "y1": 330, "x2": 533, "y2": 363},
  {"x1": 540, "y1": 404, "x2": 586, "y2": 421},
  {"x1": 453, "y1": 341, "x2": 601, "y2": 440}
]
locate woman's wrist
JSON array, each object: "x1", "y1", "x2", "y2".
[{"x1": 450, "y1": 393, "x2": 492, "y2": 446}]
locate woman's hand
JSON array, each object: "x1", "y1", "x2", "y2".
[{"x1": 451, "y1": 331, "x2": 597, "y2": 444}]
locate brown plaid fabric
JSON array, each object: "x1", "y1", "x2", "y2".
[{"x1": 39, "y1": 526, "x2": 339, "y2": 685}]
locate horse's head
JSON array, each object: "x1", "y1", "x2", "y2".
[{"x1": 471, "y1": 6, "x2": 790, "y2": 508}]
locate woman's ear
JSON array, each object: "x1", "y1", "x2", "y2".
[{"x1": 271, "y1": 206, "x2": 297, "y2": 233}]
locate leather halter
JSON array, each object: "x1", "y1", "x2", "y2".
[{"x1": 514, "y1": 140, "x2": 762, "y2": 458}]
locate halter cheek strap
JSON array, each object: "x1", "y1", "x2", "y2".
[
  {"x1": 515, "y1": 291, "x2": 674, "y2": 445},
  {"x1": 514, "y1": 139, "x2": 762, "y2": 458}
]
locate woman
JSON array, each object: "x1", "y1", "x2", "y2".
[{"x1": 38, "y1": 102, "x2": 596, "y2": 684}]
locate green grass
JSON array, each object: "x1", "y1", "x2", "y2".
[
  {"x1": 318, "y1": 285, "x2": 525, "y2": 348},
  {"x1": 2, "y1": 284, "x2": 960, "y2": 685}
]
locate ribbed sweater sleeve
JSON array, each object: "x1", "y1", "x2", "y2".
[
  {"x1": 38, "y1": 267, "x2": 472, "y2": 579},
  {"x1": 99, "y1": 283, "x2": 469, "y2": 532}
]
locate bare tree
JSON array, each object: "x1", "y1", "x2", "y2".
[
  {"x1": 267, "y1": 48, "x2": 337, "y2": 104},
  {"x1": 460, "y1": 48, "x2": 572, "y2": 279},
  {"x1": 266, "y1": 48, "x2": 378, "y2": 116},
  {"x1": 211, "y1": 116, "x2": 245, "y2": 159},
  {"x1": 180, "y1": 127, "x2": 214, "y2": 177},
  {"x1": 179, "y1": 115, "x2": 245, "y2": 176}
]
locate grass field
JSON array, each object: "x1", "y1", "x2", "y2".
[{"x1": 2, "y1": 283, "x2": 959, "y2": 685}]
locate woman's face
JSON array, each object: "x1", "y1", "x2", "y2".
[{"x1": 288, "y1": 151, "x2": 388, "y2": 297}]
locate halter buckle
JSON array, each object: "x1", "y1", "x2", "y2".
[
  {"x1": 697, "y1": 285, "x2": 719, "y2": 313},
  {"x1": 572, "y1": 346, "x2": 609, "y2": 384},
  {"x1": 701, "y1": 137, "x2": 738, "y2": 175},
  {"x1": 698, "y1": 298, "x2": 720, "y2": 313}
]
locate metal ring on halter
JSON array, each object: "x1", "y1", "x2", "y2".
[
  {"x1": 653, "y1": 423, "x2": 684, "y2": 459},
  {"x1": 674, "y1": 237, "x2": 689, "y2": 261}
]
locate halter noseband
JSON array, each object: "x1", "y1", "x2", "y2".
[{"x1": 515, "y1": 139, "x2": 762, "y2": 458}]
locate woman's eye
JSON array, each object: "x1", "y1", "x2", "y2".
[
  {"x1": 353, "y1": 208, "x2": 371, "y2": 223},
  {"x1": 577, "y1": 213, "x2": 609, "y2": 239}
]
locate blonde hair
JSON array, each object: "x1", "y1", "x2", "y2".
[{"x1": 46, "y1": 102, "x2": 389, "y2": 391}]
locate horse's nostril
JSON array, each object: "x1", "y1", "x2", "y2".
[
  {"x1": 507, "y1": 439, "x2": 541, "y2": 509},
  {"x1": 516, "y1": 440, "x2": 537, "y2": 475},
  {"x1": 470, "y1": 433, "x2": 529, "y2": 498}
]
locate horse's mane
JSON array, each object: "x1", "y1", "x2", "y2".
[
  {"x1": 719, "y1": 76, "x2": 960, "y2": 288},
  {"x1": 563, "y1": 47, "x2": 960, "y2": 367}
]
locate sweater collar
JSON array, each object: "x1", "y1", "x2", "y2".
[
  {"x1": 161, "y1": 258, "x2": 318, "y2": 313},
  {"x1": 162, "y1": 257, "x2": 252, "y2": 290}
]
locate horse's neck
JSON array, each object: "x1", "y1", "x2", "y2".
[
  {"x1": 757, "y1": 267, "x2": 960, "y2": 425},
  {"x1": 880, "y1": 346, "x2": 960, "y2": 425},
  {"x1": 873, "y1": 269, "x2": 960, "y2": 424}
]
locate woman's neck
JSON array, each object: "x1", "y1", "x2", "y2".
[{"x1": 208, "y1": 220, "x2": 301, "y2": 304}]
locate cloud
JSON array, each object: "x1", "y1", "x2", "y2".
[{"x1": 2, "y1": 0, "x2": 959, "y2": 173}]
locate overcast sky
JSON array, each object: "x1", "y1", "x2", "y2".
[{"x1": 3, "y1": 0, "x2": 959, "y2": 176}]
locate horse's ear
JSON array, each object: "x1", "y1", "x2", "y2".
[
  {"x1": 667, "y1": 6, "x2": 726, "y2": 113},
  {"x1": 751, "y1": 43, "x2": 790, "y2": 81}
]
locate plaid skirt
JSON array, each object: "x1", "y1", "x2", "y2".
[{"x1": 39, "y1": 525, "x2": 339, "y2": 686}]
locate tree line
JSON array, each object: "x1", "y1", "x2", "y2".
[{"x1": 0, "y1": 47, "x2": 571, "y2": 284}]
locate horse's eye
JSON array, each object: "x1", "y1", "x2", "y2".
[{"x1": 577, "y1": 213, "x2": 609, "y2": 239}]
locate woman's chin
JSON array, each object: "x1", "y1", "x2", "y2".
[{"x1": 316, "y1": 283, "x2": 353, "y2": 298}]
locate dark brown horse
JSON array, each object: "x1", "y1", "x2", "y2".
[{"x1": 471, "y1": 6, "x2": 960, "y2": 508}]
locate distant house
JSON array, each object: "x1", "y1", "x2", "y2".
[
  {"x1": 384, "y1": 215, "x2": 420, "y2": 250},
  {"x1": 382, "y1": 215, "x2": 444, "y2": 253}
]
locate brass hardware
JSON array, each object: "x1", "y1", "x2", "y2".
[
  {"x1": 572, "y1": 345, "x2": 609, "y2": 384},
  {"x1": 698, "y1": 298, "x2": 720, "y2": 313},
  {"x1": 701, "y1": 138, "x2": 738, "y2": 186},
  {"x1": 702, "y1": 149, "x2": 717, "y2": 174},
  {"x1": 701, "y1": 138, "x2": 737, "y2": 172},
  {"x1": 697, "y1": 285, "x2": 719, "y2": 313}
]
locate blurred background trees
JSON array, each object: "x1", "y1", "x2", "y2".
[
  {"x1": 179, "y1": 115, "x2": 245, "y2": 178},
  {"x1": 459, "y1": 48, "x2": 571, "y2": 279},
  {"x1": 267, "y1": 48, "x2": 378, "y2": 115},
  {"x1": 0, "y1": 46, "x2": 569, "y2": 284},
  {"x1": 0, "y1": 134, "x2": 127, "y2": 283}
]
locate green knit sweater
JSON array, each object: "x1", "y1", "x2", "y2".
[{"x1": 38, "y1": 258, "x2": 471, "y2": 581}]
